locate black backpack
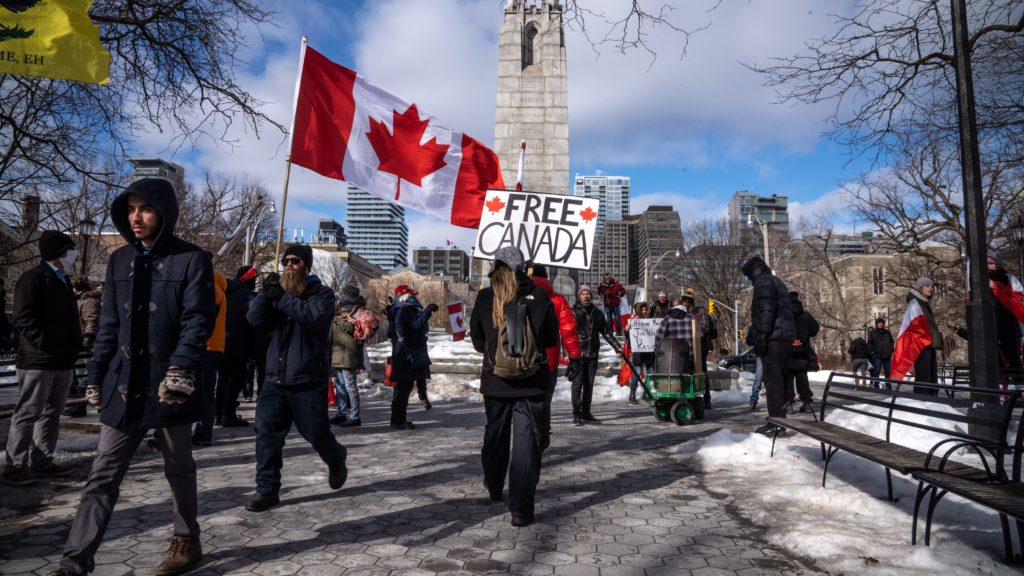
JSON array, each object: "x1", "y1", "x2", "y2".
[{"x1": 490, "y1": 301, "x2": 544, "y2": 380}]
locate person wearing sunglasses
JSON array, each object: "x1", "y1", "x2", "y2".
[{"x1": 244, "y1": 244, "x2": 348, "y2": 513}]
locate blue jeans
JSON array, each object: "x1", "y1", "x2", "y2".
[
  {"x1": 333, "y1": 368, "x2": 360, "y2": 421},
  {"x1": 604, "y1": 307, "x2": 621, "y2": 334},
  {"x1": 749, "y1": 356, "x2": 764, "y2": 404},
  {"x1": 254, "y1": 381, "x2": 347, "y2": 495},
  {"x1": 870, "y1": 357, "x2": 892, "y2": 389}
]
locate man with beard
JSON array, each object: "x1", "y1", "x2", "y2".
[
  {"x1": 245, "y1": 244, "x2": 348, "y2": 512},
  {"x1": 571, "y1": 285, "x2": 610, "y2": 426}
]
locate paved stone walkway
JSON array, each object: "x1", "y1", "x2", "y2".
[{"x1": 0, "y1": 394, "x2": 824, "y2": 576}]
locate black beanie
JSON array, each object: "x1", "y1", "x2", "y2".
[
  {"x1": 283, "y1": 244, "x2": 314, "y2": 269},
  {"x1": 39, "y1": 230, "x2": 75, "y2": 261},
  {"x1": 532, "y1": 263, "x2": 548, "y2": 278}
]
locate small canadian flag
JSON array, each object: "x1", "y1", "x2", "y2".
[{"x1": 447, "y1": 301, "x2": 466, "y2": 342}]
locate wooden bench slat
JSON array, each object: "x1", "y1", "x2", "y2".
[{"x1": 913, "y1": 471, "x2": 1024, "y2": 519}]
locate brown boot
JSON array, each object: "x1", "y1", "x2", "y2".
[
  {"x1": 746, "y1": 402, "x2": 757, "y2": 412},
  {"x1": 155, "y1": 536, "x2": 202, "y2": 576}
]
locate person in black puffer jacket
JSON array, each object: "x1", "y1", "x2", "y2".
[
  {"x1": 786, "y1": 292, "x2": 820, "y2": 413},
  {"x1": 387, "y1": 284, "x2": 436, "y2": 430},
  {"x1": 867, "y1": 318, "x2": 894, "y2": 383},
  {"x1": 470, "y1": 247, "x2": 557, "y2": 527},
  {"x1": 741, "y1": 255, "x2": 795, "y2": 434},
  {"x1": 848, "y1": 334, "x2": 871, "y2": 386}
]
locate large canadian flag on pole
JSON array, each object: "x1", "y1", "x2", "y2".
[
  {"x1": 890, "y1": 299, "x2": 933, "y2": 382},
  {"x1": 289, "y1": 45, "x2": 505, "y2": 228}
]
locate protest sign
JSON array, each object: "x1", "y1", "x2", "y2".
[
  {"x1": 628, "y1": 318, "x2": 659, "y2": 353},
  {"x1": 473, "y1": 190, "x2": 599, "y2": 270}
]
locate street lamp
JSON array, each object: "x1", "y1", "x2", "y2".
[
  {"x1": 244, "y1": 201, "x2": 276, "y2": 265},
  {"x1": 747, "y1": 213, "x2": 770, "y2": 267},
  {"x1": 644, "y1": 248, "x2": 681, "y2": 300},
  {"x1": 78, "y1": 218, "x2": 96, "y2": 278},
  {"x1": 1011, "y1": 214, "x2": 1024, "y2": 276}
]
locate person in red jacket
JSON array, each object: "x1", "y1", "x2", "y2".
[
  {"x1": 598, "y1": 275, "x2": 626, "y2": 335},
  {"x1": 529, "y1": 264, "x2": 581, "y2": 451}
]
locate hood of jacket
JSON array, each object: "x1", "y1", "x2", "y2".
[
  {"x1": 741, "y1": 255, "x2": 770, "y2": 282},
  {"x1": 667, "y1": 307, "x2": 690, "y2": 320},
  {"x1": 80, "y1": 288, "x2": 102, "y2": 301},
  {"x1": 110, "y1": 179, "x2": 180, "y2": 253},
  {"x1": 790, "y1": 295, "x2": 805, "y2": 316},
  {"x1": 908, "y1": 288, "x2": 930, "y2": 305}
]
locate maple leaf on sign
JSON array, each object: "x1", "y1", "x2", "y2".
[
  {"x1": 485, "y1": 196, "x2": 506, "y2": 214},
  {"x1": 456, "y1": 316, "x2": 464, "y2": 328},
  {"x1": 579, "y1": 206, "x2": 598, "y2": 222},
  {"x1": 365, "y1": 104, "x2": 449, "y2": 201}
]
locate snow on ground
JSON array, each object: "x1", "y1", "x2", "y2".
[{"x1": 673, "y1": 402, "x2": 1019, "y2": 575}]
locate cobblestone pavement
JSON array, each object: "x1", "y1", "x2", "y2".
[{"x1": 0, "y1": 394, "x2": 825, "y2": 576}]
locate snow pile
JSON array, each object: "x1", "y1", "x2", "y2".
[{"x1": 674, "y1": 406, "x2": 1018, "y2": 574}]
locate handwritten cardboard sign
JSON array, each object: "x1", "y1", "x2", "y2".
[
  {"x1": 628, "y1": 318, "x2": 659, "y2": 353},
  {"x1": 474, "y1": 190, "x2": 599, "y2": 271}
]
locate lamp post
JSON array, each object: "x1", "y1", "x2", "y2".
[
  {"x1": 78, "y1": 218, "x2": 96, "y2": 278},
  {"x1": 746, "y1": 213, "x2": 770, "y2": 267},
  {"x1": 244, "y1": 201, "x2": 276, "y2": 266},
  {"x1": 643, "y1": 249, "x2": 680, "y2": 300},
  {"x1": 1011, "y1": 214, "x2": 1024, "y2": 276}
]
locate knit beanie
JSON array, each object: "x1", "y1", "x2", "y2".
[
  {"x1": 531, "y1": 263, "x2": 548, "y2": 278},
  {"x1": 915, "y1": 277, "x2": 933, "y2": 290},
  {"x1": 578, "y1": 284, "x2": 592, "y2": 299},
  {"x1": 283, "y1": 244, "x2": 314, "y2": 269},
  {"x1": 39, "y1": 230, "x2": 75, "y2": 261}
]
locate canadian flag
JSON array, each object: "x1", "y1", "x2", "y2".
[
  {"x1": 447, "y1": 301, "x2": 466, "y2": 342},
  {"x1": 290, "y1": 45, "x2": 505, "y2": 228},
  {"x1": 890, "y1": 299, "x2": 933, "y2": 382},
  {"x1": 618, "y1": 292, "x2": 631, "y2": 334}
]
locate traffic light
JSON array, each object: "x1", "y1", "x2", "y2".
[
  {"x1": 708, "y1": 299, "x2": 715, "y2": 315},
  {"x1": 738, "y1": 329, "x2": 744, "y2": 340}
]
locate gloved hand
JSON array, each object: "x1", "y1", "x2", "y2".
[
  {"x1": 158, "y1": 366, "x2": 196, "y2": 405},
  {"x1": 565, "y1": 358, "x2": 581, "y2": 381},
  {"x1": 262, "y1": 272, "x2": 283, "y2": 300},
  {"x1": 86, "y1": 384, "x2": 102, "y2": 408},
  {"x1": 82, "y1": 334, "x2": 95, "y2": 350},
  {"x1": 424, "y1": 303, "x2": 439, "y2": 314},
  {"x1": 754, "y1": 335, "x2": 769, "y2": 356}
]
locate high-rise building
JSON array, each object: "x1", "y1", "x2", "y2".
[
  {"x1": 345, "y1": 184, "x2": 408, "y2": 271},
  {"x1": 639, "y1": 206, "x2": 684, "y2": 292},
  {"x1": 728, "y1": 191, "x2": 789, "y2": 247},
  {"x1": 573, "y1": 173, "x2": 630, "y2": 236},
  {"x1": 129, "y1": 158, "x2": 184, "y2": 193},
  {"x1": 414, "y1": 247, "x2": 470, "y2": 280},
  {"x1": 310, "y1": 219, "x2": 348, "y2": 248},
  {"x1": 494, "y1": 0, "x2": 570, "y2": 194},
  {"x1": 579, "y1": 215, "x2": 639, "y2": 288}
]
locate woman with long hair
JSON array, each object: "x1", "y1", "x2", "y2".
[{"x1": 470, "y1": 247, "x2": 558, "y2": 527}]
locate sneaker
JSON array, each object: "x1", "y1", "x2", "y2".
[
  {"x1": 581, "y1": 414, "x2": 601, "y2": 424},
  {"x1": 746, "y1": 402, "x2": 757, "y2": 412},
  {"x1": 799, "y1": 401, "x2": 815, "y2": 414},
  {"x1": 627, "y1": 396, "x2": 638, "y2": 405},
  {"x1": 754, "y1": 423, "x2": 780, "y2": 437},
  {"x1": 329, "y1": 414, "x2": 347, "y2": 425},
  {"x1": 1, "y1": 467, "x2": 36, "y2": 486},
  {"x1": 338, "y1": 419, "x2": 361, "y2": 427},
  {"x1": 62, "y1": 403, "x2": 87, "y2": 417},
  {"x1": 245, "y1": 492, "x2": 280, "y2": 512},
  {"x1": 573, "y1": 417, "x2": 583, "y2": 426},
  {"x1": 420, "y1": 398, "x2": 432, "y2": 410},
  {"x1": 390, "y1": 421, "x2": 415, "y2": 430},
  {"x1": 192, "y1": 438, "x2": 212, "y2": 448},
  {"x1": 329, "y1": 451, "x2": 348, "y2": 490},
  {"x1": 155, "y1": 536, "x2": 202, "y2": 576},
  {"x1": 221, "y1": 416, "x2": 249, "y2": 428},
  {"x1": 33, "y1": 462, "x2": 76, "y2": 477},
  {"x1": 511, "y1": 514, "x2": 534, "y2": 527}
]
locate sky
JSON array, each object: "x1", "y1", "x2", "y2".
[{"x1": 132, "y1": 0, "x2": 875, "y2": 259}]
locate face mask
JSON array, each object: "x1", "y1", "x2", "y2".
[{"x1": 59, "y1": 249, "x2": 78, "y2": 269}]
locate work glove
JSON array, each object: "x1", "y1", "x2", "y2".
[
  {"x1": 565, "y1": 358, "x2": 581, "y2": 381},
  {"x1": 424, "y1": 303, "x2": 439, "y2": 314},
  {"x1": 754, "y1": 335, "x2": 769, "y2": 356},
  {"x1": 262, "y1": 272, "x2": 283, "y2": 300},
  {"x1": 86, "y1": 384, "x2": 102, "y2": 408},
  {"x1": 158, "y1": 366, "x2": 196, "y2": 405}
]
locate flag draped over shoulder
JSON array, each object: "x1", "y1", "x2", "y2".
[
  {"x1": 0, "y1": 0, "x2": 110, "y2": 85},
  {"x1": 890, "y1": 299, "x2": 933, "y2": 382},
  {"x1": 290, "y1": 45, "x2": 505, "y2": 229}
]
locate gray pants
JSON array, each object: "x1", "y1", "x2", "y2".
[
  {"x1": 5, "y1": 368, "x2": 72, "y2": 470},
  {"x1": 60, "y1": 423, "x2": 199, "y2": 574}
]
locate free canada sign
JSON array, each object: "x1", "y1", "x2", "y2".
[{"x1": 473, "y1": 190, "x2": 599, "y2": 271}]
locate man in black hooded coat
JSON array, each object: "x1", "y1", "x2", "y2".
[
  {"x1": 740, "y1": 256, "x2": 795, "y2": 435},
  {"x1": 785, "y1": 292, "x2": 820, "y2": 413}
]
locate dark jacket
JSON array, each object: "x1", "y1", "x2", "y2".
[
  {"x1": 223, "y1": 277, "x2": 255, "y2": 361},
  {"x1": 77, "y1": 288, "x2": 102, "y2": 343},
  {"x1": 89, "y1": 182, "x2": 216, "y2": 431},
  {"x1": 651, "y1": 299, "x2": 671, "y2": 319},
  {"x1": 573, "y1": 301, "x2": 609, "y2": 358},
  {"x1": 13, "y1": 261, "x2": 82, "y2": 370},
  {"x1": 388, "y1": 295, "x2": 434, "y2": 382},
  {"x1": 470, "y1": 274, "x2": 558, "y2": 397},
  {"x1": 848, "y1": 337, "x2": 871, "y2": 360},
  {"x1": 789, "y1": 296, "x2": 820, "y2": 370},
  {"x1": 741, "y1": 256, "x2": 795, "y2": 349},
  {"x1": 867, "y1": 328, "x2": 894, "y2": 359},
  {"x1": 331, "y1": 294, "x2": 366, "y2": 370},
  {"x1": 247, "y1": 274, "x2": 335, "y2": 388}
]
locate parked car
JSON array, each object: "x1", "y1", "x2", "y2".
[{"x1": 717, "y1": 348, "x2": 757, "y2": 373}]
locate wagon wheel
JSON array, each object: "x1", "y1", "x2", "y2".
[
  {"x1": 651, "y1": 401, "x2": 672, "y2": 422},
  {"x1": 670, "y1": 400, "x2": 693, "y2": 425},
  {"x1": 692, "y1": 396, "x2": 705, "y2": 420}
]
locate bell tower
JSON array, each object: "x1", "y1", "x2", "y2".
[{"x1": 494, "y1": 0, "x2": 570, "y2": 195}]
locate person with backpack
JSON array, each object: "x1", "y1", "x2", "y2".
[
  {"x1": 331, "y1": 284, "x2": 367, "y2": 427},
  {"x1": 572, "y1": 285, "x2": 611, "y2": 426},
  {"x1": 387, "y1": 284, "x2": 437, "y2": 430},
  {"x1": 867, "y1": 318, "x2": 894, "y2": 383},
  {"x1": 598, "y1": 274, "x2": 625, "y2": 335},
  {"x1": 470, "y1": 247, "x2": 557, "y2": 527},
  {"x1": 786, "y1": 292, "x2": 820, "y2": 414}
]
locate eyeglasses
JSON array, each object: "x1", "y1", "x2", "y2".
[{"x1": 280, "y1": 257, "x2": 303, "y2": 266}]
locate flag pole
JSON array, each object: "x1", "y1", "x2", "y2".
[
  {"x1": 275, "y1": 35, "x2": 309, "y2": 273},
  {"x1": 515, "y1": 140, "x2": 526, "y2": 192}
]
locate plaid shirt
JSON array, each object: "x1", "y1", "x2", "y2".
[{"x1": 654, "y1": 307, "x2": 701, "y2": 354}]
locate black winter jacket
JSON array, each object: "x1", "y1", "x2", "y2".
[
  {"x1": 848, "y1": 338, "x2": 871, "y2": 360},
  {"x1": 470, "y1": 275, "x2": 558, "y2": 398},
  {"x1": 223, "y1": 278, "x2": 255, "y2": 361},
  {"x1": 13, "y1": 262, "x2": 82, "y2": 370},
  {"x1": 89, "y1": 182, "x2": 216, "y2": 431},
  {"x1": 247, "y1": 275, "x2": 335, "y2": 388},
  {"x1": 868, "y1": 328, "x2": 894, "y2": 359},
  {"x1": 388, "y1": 296, "x2": 433, "y2": 382},
  {"x1": 741, "y1": 256, "x2": 795, "y2": 349},
  {"x1": 573, "y1": 301, "x2": 609, "y2": 358}
]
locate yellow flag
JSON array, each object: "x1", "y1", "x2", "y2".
[{"x1": 0, "y1": 0, "x2": 109, "y2": 85}]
